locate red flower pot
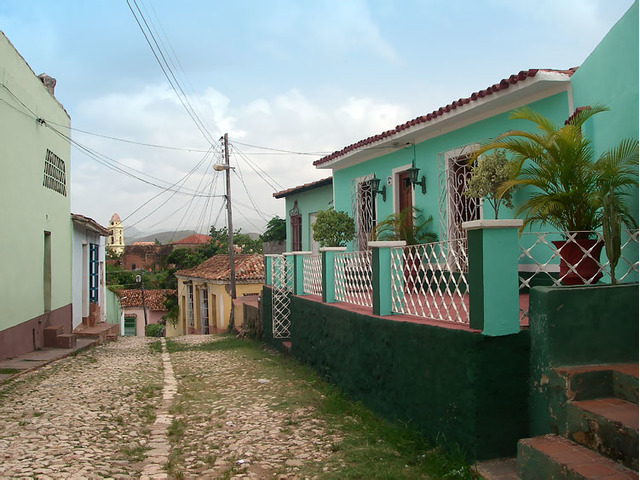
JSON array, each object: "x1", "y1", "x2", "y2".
[{"x1": 552, "y1": 239, "x2": 604, "y2": 285}]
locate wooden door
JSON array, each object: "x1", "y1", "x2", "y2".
[{"x1": 398, "y1": 171, "x2": 413, "y2": 231}]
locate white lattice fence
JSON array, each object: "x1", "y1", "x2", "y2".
[
  {"x1": 518, "y1": 229, "x2": 639, "y2": 320},
  {"x1": 390, "y1": 239, "x2": 470, "y2": 324},
  {"x1": 303, "y1": 254, "x2": 322, "y2": 295},
  {"x1": 335, "y1": 251, "x2": 372, "y2": 307},
  {"x1": 271, "y1": 255, "x2": 293, "y2": 339}
]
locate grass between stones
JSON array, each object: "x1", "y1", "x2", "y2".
[{"x1": 164, "y1": 335, "x2": 476, "y2": 479}]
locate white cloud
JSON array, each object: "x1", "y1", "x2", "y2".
[{"x1": 70, "y1": 83, "x2": 411, "y2": 236}]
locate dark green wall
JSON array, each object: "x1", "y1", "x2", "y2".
[
  {"x1": 262, "y1": 290, "x2": 530, "y2": 461},
  {"x1": 529, "y1": 283, "x2": 639, "y2": 435}
]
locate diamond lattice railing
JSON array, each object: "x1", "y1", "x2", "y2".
[
  {"x1": 335, "y1": 250, "x2": 372, "y2": 307},
  {"x1": 518, "y1": 229, "x2": 639, "y2": 321},
  {"x1": 271, "y1": 255, "x2": 293, "y2": 339},
  {"x1": 303, "y1": 254, "x2": 323, "y2": 296},
  {"x1": 390, "y1": 239, "x2": 470, "y2": 324}
]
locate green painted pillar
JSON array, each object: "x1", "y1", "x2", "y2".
[
  {"x1": 369, "y1": 241, "x2": 406, "y2": 316},
  {"x1": 264, "y1": 255, "x2": 274, "y2": 286},
  {"x1": 320, "y1": 247, "x2": 346, "y2": 303},
  {"x1": 290, "y1": 251, "x2": 311, "y2": 295},
  {"x1": 462, "y1": 219, "x2": 523, "y2": 336}
]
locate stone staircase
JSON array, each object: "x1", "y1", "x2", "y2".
[{"x1": 478, "y1": 363, "x2": 638, "y2": 479}]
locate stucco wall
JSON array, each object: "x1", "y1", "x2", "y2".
[
  {"x1": 330, "y1": 92, "x2": 570, "y2": 248},
  {"x1": 283, "y1": 183, "x2": 333, "y2": 252},
  {"x1": 0, "y1": 31, "x2": 72, "y2": 346},
  {"x1": 71, "y1": 224, "x2": 107, "y2": 329}
]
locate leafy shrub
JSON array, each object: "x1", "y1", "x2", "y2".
[
  {"x1": 145, "y1": 323, "x2": 165, "y2": 337},
  {"x1": 312, "y1": 208, "x2": 355, "y2": 247}
]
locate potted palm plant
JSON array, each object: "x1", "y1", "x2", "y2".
[{"x1": 472, "y1": 105, "x2": 638, "y2": 285}]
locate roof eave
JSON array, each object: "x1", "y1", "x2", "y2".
[{"x1": 316, "y1": 71, "x2": 572, "y2": 171}]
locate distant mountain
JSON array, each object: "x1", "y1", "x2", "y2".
[
  {"x1": 124, "y1": 230, "x2": 261, "y2": 245},
  {"x1": 126, "y1": 230, "x2": 200, "y2": 245}
]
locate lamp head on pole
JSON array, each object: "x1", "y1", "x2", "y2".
[{"x1": 213, "y1": 163, "x2": 235, "y2": 172}]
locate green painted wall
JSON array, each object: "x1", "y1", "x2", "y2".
[
  {"x1": 0, "y1": 32, "x2": 72, "y2": 331},
  {"x1": 262, "y1": 288, "x2": 530, "y2": 460},
  {"x1": 528, "y1": 283, "x2": 639, "y2": 435},
  {"x1": 283, "y1": 183, "x2": 333, "y2": 252},
  {"x1": 331, "y1": 92, "x2": 570, "y2": 246}
]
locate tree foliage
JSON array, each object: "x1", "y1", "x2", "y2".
[
  {"x1": 312, "y1": 208, "x2": 355, "y2": 247},
  {"x1": 463, "y1": 150, "x2": 516, "y2": 219},
  {"x1": 261, "y1": 216, "x2": 286, "y2": 242}
]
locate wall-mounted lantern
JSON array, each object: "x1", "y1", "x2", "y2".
[
  {"x1": 369, "y1": 175, "x2": 386, "y2": 202},
  {"x1": 407, "y1": 163, "x2": 426, "y2": 194}
]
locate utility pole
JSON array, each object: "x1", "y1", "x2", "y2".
[
  {"x1": 136, "y1": 271, "x2": 148, "y2": 330},
  {"x1": 222, "y1": 133, "x2": 237, "y2": 330}
]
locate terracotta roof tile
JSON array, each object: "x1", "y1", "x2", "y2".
[
  {"x1": 313, "y1": 68, "x2": 577, "y2": 167},
  {"x1": 171, "y1": 234, "x2": 210, "y2": 245},
  {"x1": 273, "y1": 176, "x2": 332, "y2": 198},
  {"x1": 176, "y1": 254, "x2": 264, "y2": 282},
  {"x1": 118, "y1": 289, "x2": 175, "y2": 310}
]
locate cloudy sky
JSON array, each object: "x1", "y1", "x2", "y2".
[{"x1": 1, "y1": 0, "x2": 634, "y2": 237}]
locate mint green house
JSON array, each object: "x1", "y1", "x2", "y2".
[
  {"x1": 0, "y1": 31, "x2": 73, "y2": 360},
  {"x1": 273, "y1": 177, "x2": 333, "y2": 254}
]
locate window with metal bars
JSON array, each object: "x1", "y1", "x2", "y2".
[
  {"x1": 89, "y1": 243, "x2": 99, "y2": 303},
  {"x1": 290, "y1": 200, "x2": 302, "y2": 251},
  {"x1": 42, "y1": 149, "x2": 67, "y2": 196}
]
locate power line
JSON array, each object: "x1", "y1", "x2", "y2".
[
  {"x1": 232, "y1": 139, "x2": 328, "y2": 156},
  {"x1": 126, "y1": 0, "x2": 217, "y2": 146},
  {"x1": 231, "y1": 144, "x2": 285, "y2": 191}
]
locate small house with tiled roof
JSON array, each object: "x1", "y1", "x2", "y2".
[
  {"x1": 170, "y1": 254, "x2": 264, "y2": 336},
  {"x1": 171, "y1": 233, "x2": 210, "y2": 249},
  {"x1": 118, "y1": 288, "x2": 175, "y2": 337}
]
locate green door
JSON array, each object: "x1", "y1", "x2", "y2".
[{"x1": 124, "y1": 316, "x2": 137, "y2": 336}]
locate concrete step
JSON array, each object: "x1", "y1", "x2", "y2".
[
  {"x1": 553, "y1": 364, "x2": 638, "y2": 404},
  {"x1": 517, "y1": 434, "x2": 637, "y2": 479},
  {"x1": 567, "y1": 397, "x2": 638, "y2": 471},
  {"x1": 43, "y1": 325, "x2": 64, "y2": 347},
  {"x1": 475, "y1": 457, "x2": 518, "y2": 479},
  {"x1": 56, "y1": 333, "x2": 77, "y2": 349}
]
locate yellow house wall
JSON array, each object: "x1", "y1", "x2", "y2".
[{"x1": 171, "y1": 277, "x2": 263, "y2": 335}]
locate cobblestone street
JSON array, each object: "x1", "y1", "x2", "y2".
[
  {"x1": 0, "y1": 335, "x2": 471, "y2": 480},
  {"x1": 0, "y1": 336, "x2": 345, "y2": 480}
]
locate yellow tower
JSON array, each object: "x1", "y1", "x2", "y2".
[{"x1": 106, "y1": 213, "x2": 125, "y2": 256}]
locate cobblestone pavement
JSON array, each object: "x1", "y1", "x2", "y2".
[
  {"x1": 0, "y1": 337, "x2": 163, "y2": 479},
  {"x1": 0, "y1": 335, "x2": 343, "y2": 480},
  {"x1": 164, "y1": 335, "x2": 343, "y2": 479}
]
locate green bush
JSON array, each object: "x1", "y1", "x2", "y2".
[{"x1": 145, "y1": 323, "x2": 165, "y2": 337}]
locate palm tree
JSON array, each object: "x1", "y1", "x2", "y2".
[{"x1": 472, "y1": 105, "x2": 638, "y2": 239}]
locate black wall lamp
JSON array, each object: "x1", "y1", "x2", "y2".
[
  {"x1": 408, "y1": 162, "x2": 426, "y2": 194},
  {"x1": 369, "y1": 175, "x2": 386, "y2": 202}
]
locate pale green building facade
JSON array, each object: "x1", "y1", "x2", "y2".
[{"x1": 0, "y1": 30, "x2": 73, "y2": 360}]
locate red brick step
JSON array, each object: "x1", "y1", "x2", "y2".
[{"x1": 517, "y1": 434, "x2": 638, "y2": 479}]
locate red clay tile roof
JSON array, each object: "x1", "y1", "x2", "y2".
[
  {"x1": 313, "y1": 68, "x2": 577, "y2": 167},
  {"x1": 171, "y1": 233, "x2": 210, "y2": 245},
  {"x1": 176, "y1": 254, "x2": 264, "y2": 282},
  {"x1": 273, "y1": 176, "x2": 333, "y2": 198},
  {"x1": 118, "y1": 289, "x2": 175, "y2": 310},
  {"x1": 71, "y1": 213, "x2": 110, "y2": 236}
]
